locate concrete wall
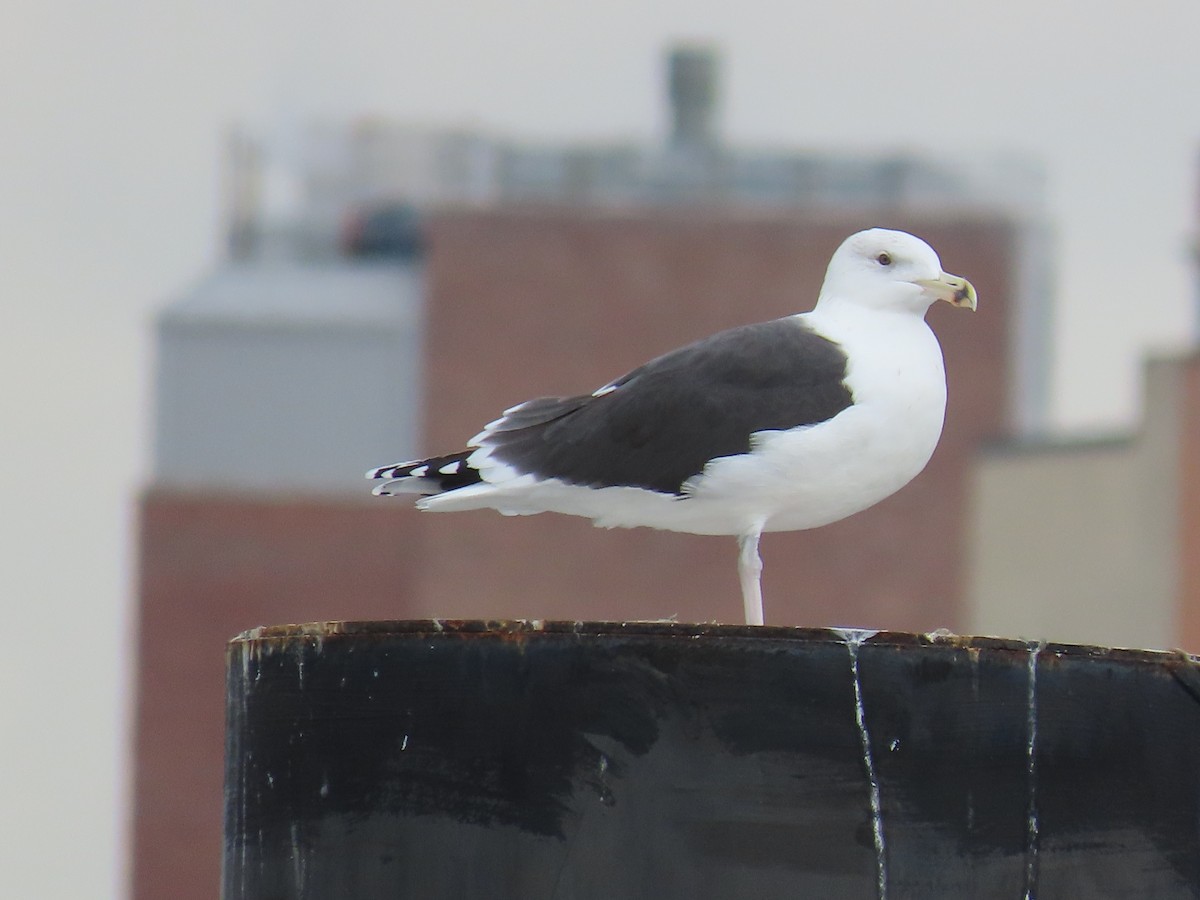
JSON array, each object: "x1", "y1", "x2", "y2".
[
  {"x1": 1175, "y1": 355, "x2": 1200, "y2": 651},
  {"x1": 967, "y1": 359, "x2": 1184, "y2": 650}
]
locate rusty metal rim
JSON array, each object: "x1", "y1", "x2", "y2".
[{"x1": 230, "y1": 619, "x2": 1200, "y2": 673}]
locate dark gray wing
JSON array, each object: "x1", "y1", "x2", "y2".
[{"x1": 483, "y1": 318, "x2": 853, "y2": 495}]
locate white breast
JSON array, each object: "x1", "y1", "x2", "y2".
[{"x1": 683, "y1": 308, "x2": 947, "y2": 534}]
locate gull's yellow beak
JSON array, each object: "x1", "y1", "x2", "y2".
[{"x1": 915, "y1": 273, "x2": 977, "y2": 311}]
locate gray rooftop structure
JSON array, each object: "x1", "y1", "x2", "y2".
[
  {"x1": 225, "y1": 44, "x2": 1045, "y2": 261},
  {"x1": 153, "y1": 261, "x2": 423, "y2": 492}
]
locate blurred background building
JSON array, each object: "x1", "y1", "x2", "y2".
[
  {"x1": 963, "y1": 150, "x2": 1200, "y2": 656},
  {"x1": 131, "y1": 44, "x2": 1200, "y2": 900},
  {"x1": 969, "y1": 353, "x2": 1200, "y2": 649}
]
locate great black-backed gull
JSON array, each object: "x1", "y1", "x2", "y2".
[{"x1": 368, "y1": 228, "x2": 976, "y2": 625}]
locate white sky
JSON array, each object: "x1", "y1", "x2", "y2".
[{"x1": 4, "y1": 1, "x2": 1200, "y2": 895}]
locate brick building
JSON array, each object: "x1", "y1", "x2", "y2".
[
  {"x1": 133, "y1": 205, "x2": 1027, "y2": 897},
  {"x1": 128, "y1": 41, "x2": 1059, "y2": 900}
]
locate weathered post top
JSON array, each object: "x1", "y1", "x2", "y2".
[{"x1": 224, "y1": 620, "x2": 1200, "y2": 899}]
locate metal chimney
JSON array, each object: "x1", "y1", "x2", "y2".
[{"x1": 667, "y1": 45, "x2": 718, "y2": 150}]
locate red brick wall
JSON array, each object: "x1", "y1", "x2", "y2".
[
  {"x1": 131, "y1": 207, "x2": 1015, "y2": 898},
  {"x1": 414, "y1": 208, "x2": 1013, "y2": 628},
  {"x1": 132, "y1": 492, "x2": 422, "y2": 899}
]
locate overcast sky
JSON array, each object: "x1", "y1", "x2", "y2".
[{"x1": 4, "y1": 1, "x2": 1200, "y2": 895}]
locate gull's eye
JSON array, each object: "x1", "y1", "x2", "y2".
[{"x1": 876, "y1": 252, "x2": 892, "y2": 266}]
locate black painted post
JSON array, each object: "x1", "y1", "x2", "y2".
[{"x1": 223, "y1": 621, "x2": 1200, "y2": 899}]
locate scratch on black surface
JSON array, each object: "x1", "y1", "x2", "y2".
[{"x1": 549, "y1": 815, "x2": 583, "y2": 899}]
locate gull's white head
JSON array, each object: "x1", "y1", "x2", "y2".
[{"x1": 817, "y1": 228, "x2": 977, "y2": 316}]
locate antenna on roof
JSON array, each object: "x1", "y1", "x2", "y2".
[{"x1": 667, "y1": 44, "x2": 719, "y2": 151}]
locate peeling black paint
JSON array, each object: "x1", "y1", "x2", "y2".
[{"x1": 224, "y1": 622, "x2": 1200, "y2": 899}]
